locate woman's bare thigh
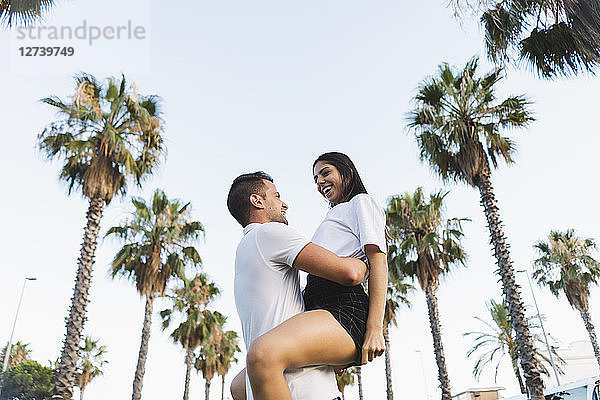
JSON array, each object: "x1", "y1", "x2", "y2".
[{"x1": 253, "y1": 309, "x2": 357, "y2": 368}]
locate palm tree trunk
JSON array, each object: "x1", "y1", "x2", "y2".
[
  {"x1": 221, "y1": 375, "x2": 225, "y2": 400},
  {"x1": 54, "y1": 196, "x2": 105, "y2": 400},
  {"x1": 578, "y1": 307, "x2": 600, "y2": 369},
  {"x1": 357, "y1": 367, "x2": 363, "y2": 400},
  {"x1": 183, "y1": 348, "x2": 193, "y2": 400},
  {"x1": 511, "y1": 354, "x2": 526, "y2": 394},
  {"x1": 476, "y1": 174, "x2": 544, "y2": 400},
  {"x1": 79, "y1": 386, "x2": 85, "y2": 400},
  {"x1": 424, "y1": 284, "x2": 452, "y2": 400},
  {"x1": 383, "y1": 325, "x2": 393, "y2": 400},
  {"x1": 205, "y1": 379, "x2": 211, "y2": 400},
  {"x1": 132, "y1": 293, "x2": 155, "y2": 400}
]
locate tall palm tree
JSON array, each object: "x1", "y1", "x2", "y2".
[
  {"x1": 195, "y1": 344, "x2": 218, "y2": 400},
  {"x1": 464, "y1": 299, "x2": 565, "y2": 393},
  {"x1": 39, "y1": 74, "x2": 164, "y2": 399},
  {"x1": 1, "y1": 341, "x2": 31, "y2": 369},
  {"x1": 386, "y1": 187, "x2": 467, "y2": 400},
  {"x1": 194, "y1": 314, "x2": 226, "y2": 400},
  {"x1": 383, "y1": 262, "x2": 413, "y2": 400},
  {"x1": 335, "y1": 368, "x2": 355, "y2": 400},
  {"x1": 216, "y1": 330, "x2": 240, "y2": 400},
  {"x1": 75, "y1": 336, "x2": 108, "y2": 400},
  {"x1": 0, "y1": 0, "x2": 53, "y2": 26},
  {"x1": 533, "y1": 229, "x2": 600, "y2": 368},
  {"x1": 356, "y1": 367, "x2": 364, "y2": 400},
  {"x1": 106, "y1": 189, "x2": 204, "y2": 400},
  {"x1": 480, "y1": 0, "x2": 600, "y2": 78},
  {"x1": 161, "y1": 274, "x2": 220, "y2": 400},
  {"x1": 408, "y1": 58, "x2": 545, "y2": 399}
]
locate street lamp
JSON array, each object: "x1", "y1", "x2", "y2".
[
  {"x1": 2, "y1": 277, "x2": 37, "y2": 373},
  {"x1": 516, "y1": 269, "x2": 560, "y2": 387}
]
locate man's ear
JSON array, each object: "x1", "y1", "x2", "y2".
[{"x1": 249, "y1": 193, "x2": 265, "y2": 209}]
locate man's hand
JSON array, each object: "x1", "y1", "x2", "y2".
[
  {"x1": 230, "y1": 368, "x2": 246, "y2": 400},
  {"x1": 361, "y1": 327, "x2": 385, "y2": 364},
  {"x1": 294, "y1": 243, "x2": 366, "y2": 286}
]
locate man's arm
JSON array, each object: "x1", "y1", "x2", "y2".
[{"x1": 293, "y1": 243, "x2": 366, "y2": 286}]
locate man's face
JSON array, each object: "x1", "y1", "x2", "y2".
[{"x1": 260, "y1": 180, "x2": 289, "y2": 225}]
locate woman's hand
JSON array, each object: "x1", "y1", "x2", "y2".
[{"x1": 361, "y1": 326, "x2": 385, "y2": 364}]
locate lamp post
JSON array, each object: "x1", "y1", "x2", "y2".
[
  {"x1": 516, "y1": 269, "x2": 560, "y2": 387},
  {"x1": 2, "y1": 277, "x2": 37, "y2": 373}
]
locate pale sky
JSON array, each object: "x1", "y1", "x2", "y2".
[{"x1": 1, "y1": 1, "x2": 599, "y2": 400}]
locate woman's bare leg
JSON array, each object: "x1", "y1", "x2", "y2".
[{"x1": 246, "y1": 310, "x2": 357, "y2": 400}]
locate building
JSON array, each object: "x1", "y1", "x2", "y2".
[
  {"x1": 546, "y1": 340, "x2": 600, "y2": 386},
  {"x1": 453, "y1": 387, "x2": 505, "y2": 400}
]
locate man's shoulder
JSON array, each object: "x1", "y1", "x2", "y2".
[
  {"x1": 238, "y1": 222, "x2": 308, "y2": 266},
  {"x1": 253, "y1": 222, "x2": 303, "y2": 240}
]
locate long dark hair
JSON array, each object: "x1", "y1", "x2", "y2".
[{"x1": 313, "y1": 152, "x2": 367, "y2": 206}]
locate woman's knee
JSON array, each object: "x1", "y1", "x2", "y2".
[{"x1": 247, "y1": 336, "x2": 285, "y2": 373}]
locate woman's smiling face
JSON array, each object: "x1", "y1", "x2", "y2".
[{"x1": 313, "y1": 160, "x2": 344, "y2": 204}]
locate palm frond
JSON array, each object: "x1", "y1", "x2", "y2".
[
  {"x1": 107, "y1": 189, "x2": 204, "y2": 297},
  {"x1": 481, "y1": 0, "x2": 600, "y2": 77},
  {"x1": 533, "y1": 229, "x2": 600, "y2": 311},
  {"x1": 465, "y1": 297, "x2": 565, "y2": 383},
  {"x1": 386, "y1": 187, "x2": 468, "y2": 291},
  {"x1": 1, "y1": 0, "x2": 54, "y2": 27},
  {"x1": 38, "y1": 73, "x2": 166, "y2": 204},
  {"x1": 408, "y1": 57, "x2": 532, "y2": 186}
]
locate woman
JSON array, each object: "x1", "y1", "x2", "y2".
[{"x1": 244, "y1": 152, "x2": 388, "y2": 400}]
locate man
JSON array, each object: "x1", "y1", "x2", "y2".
[{"x1": 227, "y1": 171, "x2": 366, "y2": 400}]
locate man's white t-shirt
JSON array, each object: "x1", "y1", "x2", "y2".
[{"x1": 234, "y1": 222, "x2": 340, "y2": 400}]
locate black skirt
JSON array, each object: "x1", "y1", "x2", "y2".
[{"x1": 303, "y1": 274, "x2": 369, "y2": 366}]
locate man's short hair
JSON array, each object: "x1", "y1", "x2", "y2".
[{"x1": 227, "y1": 171, "x2": 273, "y2": 227}]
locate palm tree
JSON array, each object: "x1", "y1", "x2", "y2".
[
  {"x1": 533, "y1": 229, "x2": 600, "y2": 368},
  {"x1": 195, "y1": 345, "x2": 217, "y2": 400},
  {"x1": 479, "y1": 0, "x2": 600, "y2": 78},
  {"x1": 0, "y1": 0, "x2": 53, "y2": 26},
  {"x1": 75, "y1": 336, "x2": 107, "y2": 400},
  {"x1": 195, "y1": 314, "x2": 226, "y2": 400},
  {"x1": 383, "y1": 263, "x2": 413, "y2": 400},
  {"x1": 39, "y1": 74, "x2": 164, "y2": 399},
  {"x1": 464, "y1": 299, "x2": 565, "y2": 393},
  {"x1": 386, "y1": 187, "x2": 467, "y2": 400},
  {"x1": 106, "y1": 189, "x2": 204, "y2": 400},
  {"x1": 335, "y1": 368, "x2": 357, "y2": 400},
  {"x1": 356, "y1": 367, "x2": 364, "y2": 400},
  {"x1": 1, "y1": 341, "x2": 31, "y2": 368},
  {"x1": 408, "y1": 58, "x2": 545, "y2": 399},
  {"x1": 161, "y1": 274, "x2": 220, "y2": 400},
  {"x1": 216, "y1": 330, "x2": 240, "y2": 400}
]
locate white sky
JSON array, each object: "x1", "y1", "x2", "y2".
[{"x1": 1, "y1": 1, "x2": 599, "y2": 399}]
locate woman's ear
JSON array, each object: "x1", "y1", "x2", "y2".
[{"x1": 249, "y1": 193, "x2": 265, "y2": 209}]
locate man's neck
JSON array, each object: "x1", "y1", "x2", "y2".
[{"x1": 245, "y1": 215, "x2": 272, "y2": 226}]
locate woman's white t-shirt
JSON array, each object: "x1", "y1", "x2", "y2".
[{"x1": 311, "y1": 193, "x2": 387, "y2": 261}]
